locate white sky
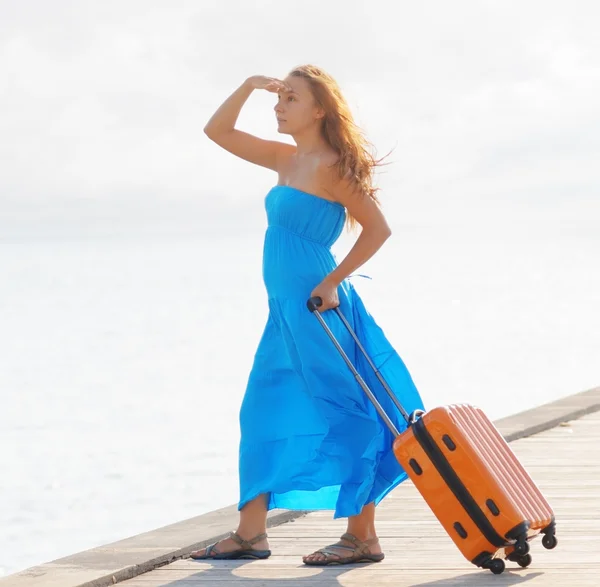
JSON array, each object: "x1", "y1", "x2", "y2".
[{"x1": 0, "y1": 0, "x2": 598, "y2": 237}]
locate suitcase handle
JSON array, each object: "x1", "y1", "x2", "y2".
[{"x1": 307, "y1": 296, "x2": 423, "y2": 435}]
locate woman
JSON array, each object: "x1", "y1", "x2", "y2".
[{"x1": 191, "y1": 65, "x2": 424, "y2": 566}]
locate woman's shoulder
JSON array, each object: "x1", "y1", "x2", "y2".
[{"x1": 315, "y1": 151, "x2": 341, "y2": 181}]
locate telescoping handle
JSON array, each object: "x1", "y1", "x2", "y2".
[{"x1": 307, "y1": 296, "x2": 424, "y2": 438}]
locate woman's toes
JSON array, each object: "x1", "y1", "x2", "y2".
[
  {"x1": 304, "y1": 552, "x2": 324, "y2": 563},
  {"x1": 190, "y1": 548, "x2": 206, "y2": 558}
]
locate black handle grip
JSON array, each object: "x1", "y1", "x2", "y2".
[{"x1": 307, "y1": 296, "x2": 323, "y2": 312}]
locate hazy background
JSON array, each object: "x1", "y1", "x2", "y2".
[
  {"x1": 1, "y1": 0, "x2": 599, "y2": 577},
  {"x1": 2, "y1": 0, "x2": 598, "y2": 239}
]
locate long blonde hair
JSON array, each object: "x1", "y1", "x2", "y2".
[{"x1": 288, "y1": 64, "x2": 391, "y2": 230}]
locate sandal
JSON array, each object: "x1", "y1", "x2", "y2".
[
  {"x1": 189, "y1": 531, "x2": 271, "y2": 560},
  {"x1": 303, "y1": 532, "x2": 385, "y2": 566}
]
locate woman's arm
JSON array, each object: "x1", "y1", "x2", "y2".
[
  {"x1": 310, "y1": 180, "x2": 392, "y2": 311},
  {"x1": 330, "y1": 179, "x2": 391, "y2": 284},
  {"x1": 203, "y1": 78, "x2": 254, "y2": 136},
  {"x1": 204, "y1": 76, "x2": 295, "y2": 171}
]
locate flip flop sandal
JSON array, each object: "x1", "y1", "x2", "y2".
[
  {"x1": 303, "y1": 532, "x2": 385, "y2": 566},
  {"x1": 189, "y1": 531, "x2": 271, "y2": 560}
]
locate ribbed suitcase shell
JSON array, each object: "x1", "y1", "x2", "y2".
[{"x1": 393, "y1": 404, "x2": 555, "y2": 563}]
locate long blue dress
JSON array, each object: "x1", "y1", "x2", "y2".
[{"x1": 238, "y1": 185, "x2": 425, "y2": 519}]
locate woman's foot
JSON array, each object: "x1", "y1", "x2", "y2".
[
  {"x1": 190, "y1": 531, "x2": 271, "y2": 560},
  {"x1": 302, "y1": 532, "x2": 384, "y2": 565}
]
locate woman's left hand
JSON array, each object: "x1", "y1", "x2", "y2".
[{"x1": 310, "y1": 277, "x2": 340, "y2": 312}]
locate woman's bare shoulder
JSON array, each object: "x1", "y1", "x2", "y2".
[{"x1": 316, "y1": 151, "x2": 340, "y2": 179}]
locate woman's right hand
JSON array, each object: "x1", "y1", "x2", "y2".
[{"x1": 245, "y1": 75, "x2": 293, "y2": 94}]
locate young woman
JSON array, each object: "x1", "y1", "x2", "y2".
[{"x1": 190, "y1": 65, "x2": 424, "y2": 566}]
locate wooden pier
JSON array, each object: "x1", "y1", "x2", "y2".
[
  {"x1": 117, "y1": 411, "x2": 600, "y2": 586},
  {"x1": 2, "y1": 388, "x2": 598, "y2": 587}
]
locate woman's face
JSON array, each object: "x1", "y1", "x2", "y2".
[{"x1": 274, "y1": 75, "x2": 324, "y2": 135}]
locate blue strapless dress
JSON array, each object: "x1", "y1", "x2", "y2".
[{"x1": 238, "y1": 185, "x2": 425, "y2": 519}]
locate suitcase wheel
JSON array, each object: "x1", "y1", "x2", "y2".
[
  {"x1": 484, "y1": 558, "x2": 505, "y2": 575},
  {"x1": 506, "y1": 551, "x2": 533, "y2": 568},
  {"x1": 542, "y1": 533, "x2": 558, "y2": 550},
  {"x1": 513, "y1": 536, "x2": 530, "y2": 556},
  {"x1": 516, "y1": 554, "x2": 533, "y2": 568}
]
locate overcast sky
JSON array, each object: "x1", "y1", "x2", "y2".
[{"x1": 1, "y1": 0, "x2": 598, "y2": 238}]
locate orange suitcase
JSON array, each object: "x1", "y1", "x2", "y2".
[{"x1": 308, "y1": 297, "x2": 557, "y2": 574}]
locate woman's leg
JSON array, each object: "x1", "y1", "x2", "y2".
[
  {"x1": 302, "y1": 502, "x2": 382, "y2": 563},
  {"x1": 190, "y1": 494, "x2": 270, "y2": 557}
]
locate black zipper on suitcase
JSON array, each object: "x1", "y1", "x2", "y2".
[{"x1": 412, "y1": 418, "x2": 508, "y2": 548}]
